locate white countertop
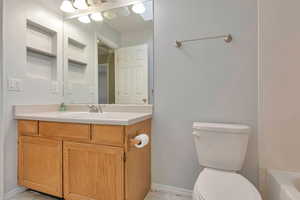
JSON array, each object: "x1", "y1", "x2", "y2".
[{"x1": 15, "y1": 111, "x2": 152, "y2": 125}]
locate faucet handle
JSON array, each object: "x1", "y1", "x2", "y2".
[
  {"x1": 88, "y1": 104, "x2": 94, "y2": 111},
  {"x1": 88, "y1": 104, "x2": 99, "y2": 112}
]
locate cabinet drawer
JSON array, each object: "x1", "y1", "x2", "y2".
[
  {"x1": 39, "y1": 122, "x2": 91, "y2": 142},
  {"x1": 92, "y1": 125, "x2": 124, "y2": 147},
  {"x1": 18, "y1": 120, "x2": 38, "y2": 136}
]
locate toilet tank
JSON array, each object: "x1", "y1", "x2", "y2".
[{"x1": 193, "y1": 122, "x2": 250, "y2": 171}]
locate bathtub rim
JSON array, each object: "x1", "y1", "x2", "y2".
[{"x1": 267, "y1": 169, "x2": 300, "y2": 200}]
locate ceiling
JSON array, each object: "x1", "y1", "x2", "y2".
[
  {"x1": 63, "y1": 0, "x2": 153, "y2": 34},
  {"x1": 98, "y1": 0, "x2": 153, "y2": 34},
  {"x1": 88, "y1": 0, "x2": 120, "y2": 6}
]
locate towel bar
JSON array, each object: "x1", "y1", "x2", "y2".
[{"x1": 175, "y1": 34, "x2": 232, "y2": 48}]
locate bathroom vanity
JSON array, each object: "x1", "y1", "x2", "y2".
[
  {"x1": 15, "y1": 106, "x2": 152, "y2": 200},
  {"x1": 13, "y1": 0, "x2": 154, "y2": 198}
]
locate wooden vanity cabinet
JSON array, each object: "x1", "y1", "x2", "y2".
[{"x1": 17, "y1": 119, "x2": 151, "y2": 200}]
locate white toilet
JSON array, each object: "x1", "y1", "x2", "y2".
[{"x1": 192, "y1": 122, "x2": 262, "y2": 200}]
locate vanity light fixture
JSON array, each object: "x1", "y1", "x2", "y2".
[
  {"x1": 73, "y1": 0, "x2": 89, "y2": 10},
  {"x1": 90, "y1": 12, "x2": 104, "y2": 21},
  {"x1": 60, "y1": 0, "x2": 76, "y2": 13},
  {"x1": 78, "y1": 15, "x2": 91, "y2": 23},
  {"x1": 103, "y1": 11, "x2": 117, "y2": 20},
  {"x1": 132, "y1": 2, "x2": 146, "y2": 14}
]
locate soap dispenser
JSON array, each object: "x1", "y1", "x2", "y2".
[{"x1": 59, "y1": 103, "x2": 67, "y2": 112}]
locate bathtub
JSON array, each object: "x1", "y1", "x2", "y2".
[{"x1": 267, "y1": 170, "x2": 300, "y2": 200}]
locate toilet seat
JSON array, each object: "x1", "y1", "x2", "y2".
[{"x1": 193, "y1": 168, "x2": 262, "y2": 200}]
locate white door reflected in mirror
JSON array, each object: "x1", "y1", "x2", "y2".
[{"x1": 115, "y1": 44, "x2": 148, "y2": 104}]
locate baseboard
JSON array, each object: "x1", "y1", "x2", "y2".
[
  {"x1": 151, "y1": 183, "x2": 193, "y2": 197},
  {"x1": 3, "y1": 184, "x2": 192, "y2": 199},
  {"x1": 4, "y1": 187, "x2": 27, "y2": 200},
  {"x1": 3, "y1": 184, "x2": 191, "y2": 199}
]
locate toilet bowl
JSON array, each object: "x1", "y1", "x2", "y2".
[{"x1": 192, "y1": 122, "x2": 262, "y2": 200}]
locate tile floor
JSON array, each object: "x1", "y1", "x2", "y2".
[{"x1": 8, "y1": 190, "x2": 192, "y2": 200}]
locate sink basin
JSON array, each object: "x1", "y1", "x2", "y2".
[
  {"x1": 64, "y1": 112, "x2": 144, "y2": 119},
  {"x1": 59, "y1": 112, "x2": 96, "y2": 116},
  {"x1": 15, "y1": 111, "x2": 152, "y2": 125},
  {"x1": 65, "y1": 112, "x2": 105, "y2": 118}
]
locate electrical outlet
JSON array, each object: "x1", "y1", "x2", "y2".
[
  {"x1": 89, "y1": 86, "x2": 95, "y2": 95},
  {"x1": 50, "y1": 81, "x2": 59, "y2": 94}
]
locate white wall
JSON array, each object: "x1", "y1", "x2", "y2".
[
  {"x1": 153, "y1": 0, "x2": 258, "y2": 189},
  {"x1": 258, "y1": 0, "x2": 300, "y2": 194},
  {"x1": 0, "y1": 0, "x2": 4, "y2": 199},
  {"x1": 2, "y1": 0, "x2": 64, "y2": 196},
  {"x1": 120, "y1": 29, "x2": 152, "y2": 47}
]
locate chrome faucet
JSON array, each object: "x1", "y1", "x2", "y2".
[{"x1": 88, "y1": 104, "x2": 103, "y2": 113}]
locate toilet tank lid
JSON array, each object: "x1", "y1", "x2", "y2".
[{"x1": 193, "y1": 122, "x2": 251, "y2": 133}]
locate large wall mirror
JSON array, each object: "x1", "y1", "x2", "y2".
[{"x1": 63, "y1": 0, "x2": 153, "y2": 105}]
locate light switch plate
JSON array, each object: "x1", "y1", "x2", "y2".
[
  {"x1": 7, "y1": 79, "x2": 15, "y2": 90},
  {"x1": 15, "y1": 79, "x2": 23, "y2": 91},
  {"x1": 8, "y1": 78, "x2": 22, "y2": 91}
]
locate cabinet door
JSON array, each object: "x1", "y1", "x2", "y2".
[
  {"x1": 63, "y1": 142, "x2": 124, "y2": 200},
  {"x1": 18, "y1": 136, "x2": 63, "y2": 197}
]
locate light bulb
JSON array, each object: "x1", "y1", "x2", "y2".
[
  {"x1": 132, "y1": 3, "x2": 146, "y2": 14},
  {"x1": 60, "y1": 0, "x2": 75, "y2": 13},
  {"x1": 90, "y1": 12, "x2": 104, "y2": 21},
  {"x1": 78, "y1": 15, "x2": 91, "y2": 23},
  {"x1": 73, "y1": 0, "x2": 89, "y2": 10}
]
